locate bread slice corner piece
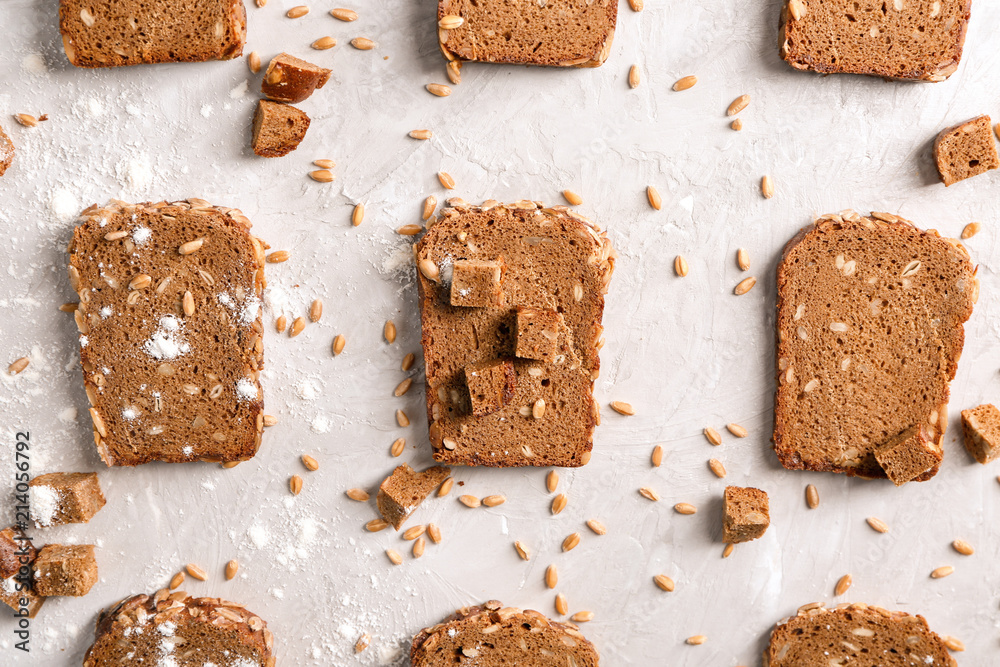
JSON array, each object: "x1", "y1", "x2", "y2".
[
  {"x1": 961, "y1": 403, "x2": 1000, "y2": 464},
  {"x1": 68, "y1": 200, "x2": 267, "y2": 466},
  {"x1": 377, "y1": 464, "x2": 451, "y2": 529},
  {"x1": 415, "y1": 201, "x2": 615, "y2": 468},
  {"x1": 261, "y1": 53, "x2": 332, "y2": 103},
  {"x1": 252, "y1": 100, "x2": 310, "y2": 158},
  {"x1": 437, "y1": 0, "x2": 616, "y2": 68},
  {"x1": 765, "y1": 603, "x2": 956, "y2": 667},
  {"x1": 411, "y1": 601, "x2": 599, "y2": 667},
  {"x1": 934, "y1": 115, "x2": 1000, "y2": 186},
  {"x1": 779, "y1": 0, "x2": 970, "y2": 81},
  {"x1": 83, "y1": 592, "x2": 274, "y2": 667},
  {"x1": 59, "y1": 0, "x2": 247, "y2": 68},
  {"x1": 774, "y1": 210, "x2": 976, "y2": 481}
]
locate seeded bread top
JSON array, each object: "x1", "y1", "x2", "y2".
[
  {"x1": 779, "y1": 0, "x2": 971, "y2": 81},
  {"x1": 83, "y1": 592, "x2": 274, "y2": 667},
  {"x1": 774, "y1": 210, "x2": 976, "y2": 479},
  {"x1": 411, "y1": 600, "x2": 599, "y2": 666},
  {"x1": 766, "y1": 603, "x2": 956, "y2": 667}
]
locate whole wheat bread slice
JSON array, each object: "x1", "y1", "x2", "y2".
[
  {"x1": 415, "y1": 201, "x2": 614, "y2": 467},
  {"x1": 68, "y1": 199, "x2": 267, "y2": 466},
  {"x1": 774, "y1": 210, "x2": 976, "y2": 481},
  {"x1": 411, "y1": 600, "x2": 599, "y2": 666},
  {"x1": 765, "y1": 603, "x2": 955, "y2": 667},
  {"x1": 59, "y1": 0, "x2": 246, "y2": 68},
  {"x1": 83, "y1": 592, "x2": 274, "y2": 666}
]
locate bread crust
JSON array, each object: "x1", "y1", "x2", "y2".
[{"x1": 933, "y1": 115, "x2": 1000, "y2": 186}]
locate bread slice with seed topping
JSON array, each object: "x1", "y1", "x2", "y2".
[
  {"x1": 68, "y1": 200, "x2": 267, "y2": 466},
  {"x1": 934, "y1": 115, "x2": 1000, "y2": 186},
  {"x1": 83, "y1": 592, "x2": 274, "y2": 667},
  {"x1": 765, "y1": 603, "x2": 955, "y2": 667},
  {"x1": 59, "y1": 0, "x2": 246, "y2": 68},
  {"x1": 779, "y1": 0, "x2": 970, "y2": 81},
  {"x1": 411, "y1": 600, "x2": 599, "y2": 666},
  {"x1": 774, "y1": 210, "x2": 976, "y2": 481},
  {"x1": 415, "y1": 201, "x2": 614, "y2": 467}
]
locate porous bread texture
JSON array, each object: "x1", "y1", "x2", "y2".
[
  {"x1": 0, "y1": 123, "x2": 13, "y2": 176},
  {"x1": 961, "y1": 403, "x2": 1000, "y2": 464},
  {"x1": 765, "y1": 603, "x2": 956, "y2": 667},
  {"x1": 261, "y1": 53, "x2": 332, "y2": 103},
  {"x1": 873, "y1": 424, "x2": 940, "y2": 485},
  {"x1": 33, "y1": 544, "x2": 98, "y2": 597},
  {"x1": 59, "y1": 0, "x2": 246, "y2": 68},
  {"x1": 465, "y1": 359, "x2": 516, "y2": 417},
  {"x1": 934, "y1": 115, "x2": 1000, "y2": 186},
  {"x1": 437, "y1": 0, "x2": 616, "y2": 68},
  {"x1": 376, "y1": 464, "x2": 451, "y2": 529},
  {"x1": 774, "y1": 210, "x2": 976, "y2": 481},
  {"x1": 411, "y1": 600, "x2": 599, "y2": 666},
  {"x1": 0, "y1": 527, "x2": 43, "y2": 616},
  {"x1": 722, "y1": 486, "x2": 769, "y2": 543},
  {"x1": 779, "y1": 0, "x2": 970, "y2": 81},
  {"x1": 69, "y1": 199, "x2": 267, "y2": 466},
  {"x1": 29, "y1": 472, "x2": 106, "y2": 526},
  {"x1": 83, "y1": 592, "x2": 274, "y2": 667},
  {"x1": 252, "y1": 100, "x2": 311, "y2": 158},
  {"x1": 415, "y1": 201, "x2": 615, "y2": 468}
]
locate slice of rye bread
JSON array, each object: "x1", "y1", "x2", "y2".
[
  {"x1": 261, "y1": 53, "x2": 332, "y2": 103},
  {"x1": 437, "y1": 0, "x2": 616, "y2": 68},
  {"x1": 779, "y1": 0, "x2": 971, "y2": 81},
  {"x1": 0, "y1": 123, "x2": 13, "y2": 176},
  {"x1": 68, "y1": 199, "x2": 267, "y2": 466},
  {"x1": 934, "y1": 115, "x2": 1000, "y2": 186},
  {"x1": 83, "y1": 592, "x2": 274, "y2": 667},
  {"x1": 961, "y1": 403, "x2": 1000, "y2": 464},
  {"x1": 59, "y1": 0, "x2": 246, "y2": 68},
  {"x1": 411, "y1": 600, "x2": 599, "y2": 666},
  {"x1": 765, "y1": 603, "x2": 955, "y2": 667},
  {"x1": 774, "y1": 210, "x2": 976, "y2": 480},
  {"x1": 252, "y1": 100, "x2": 311, "y2": 158},
  {"x1": 415, "y1": 201, "x2": 615, "y2": 467}
]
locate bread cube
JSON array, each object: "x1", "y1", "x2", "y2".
[
  {"x1": 464, "y1": 359, "x2": 516, "y2": 417},
  {"x1": 874, "y1": 424, "x2": 940, "y2": 486},
  {"x1": 261, "y1": 53, "x2": 332, "y2": 104},
  {"x1": 961, "y1": 404, "x2": 1000, "y2": 464},
  {"x1": 29, "y1": 472, "x2": 106, "y2": 527},
  {"x1": 253, "y1": 100, "x2": 311, "y2": 158},
  {"x1": 33, "y1": 544, "x2": 98, "y2": 597},
  {"x1": 0, "y1": 527, "x2": 36, "y2": 580},
  {"x1": 934, "y1": 115, "x2": 1000, "y2": 186},
  {"x1": 376, "y1": 464, "x2": 452, "y2": 530},
  {"x1": 723, "y1": 486, "x2": 769, "y2": 544},
  {"x1": 515, "y1": 307, "x2": 562, "y2": 362},
  {"x1": 450, "y1": 258, "x2": 505, "y2": 308}
]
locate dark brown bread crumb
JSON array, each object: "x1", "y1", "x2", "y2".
[
  {"x1": 779, "y1": 0, "x2": 970, "y2": 81},
  {"x1": 411, "y1": 600, "x2": 599, "y2": 666},
  {"x1": 29, "y1": 472, "x2": 106, "y2": 526},
  {"x1": 252, "y1": 100, "x2": 311, "y2": 158},
  {"x1": 59, "y1": 0, "x2": 246, "y2": 68},
  {"x1": 722, "y1": 486, "x2": 769, "y2": 544},
  {"x1": 415, "y1": 201, "x2": 615, "y2": 468},
  {"x1": 465, "y1": 359, "x2": 516, "y2": 417},
  {"x1": 765, "y1": 603, "x2": 955, "y2": 667},
  {"x1": 437, "y1": 0, "x2": 616, "y2": 68},
  {"x1": 69, "y1": 200, "x2": 267, "y2": 466},
  {"x1": 873, "y1": 424, "x2": 940, "y2": 485},
  {"x1": 83, "y1": 592, "x2": 274, "y2": 667},
  {"x1": 774, "y1": 211, "x2": 976, "y2": 480},
  {"x1": 261, "y1": 53, "x2": 332, "y2": 103},
  {"x1": 33, "y1": 544, "x2": 98, "y2": 597},
  {"x1": 0, "y1": 123, "x2": 13, "y2": 176},
  {"x1": 377, "y1": 464, "x2": 451, "y2": 529},
  {"x1": 934, "y1": 115, "x2": 1000, "y2": 186},
  {"x1": 961, "y1": 403, "x2": 1000, "y2": 464}
]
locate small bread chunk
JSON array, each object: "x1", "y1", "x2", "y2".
[
  {"x1": 722, "y1": 486, "x2": 769, "y2": 544},
  {"x1": 261, "y1": 53, "x2": 332, "y2": 103},
  {"x1": 766, "y1": 603, "x2": 956, "y2": 667},
  {"x1": 411, "y1": 600, "x2": 599, "y2": 667},
  {"x1": 464, "y1": 359, "x2": 516, "y2": 417},
  {"x1": 961, "y1": 404, "x2": 1000, "y2": 464},
  {"x1": 451, "y1": 258, "x2": 506, "y2": 308},
  {"x1": 252, "y1": 100, "x2": 311, "y2": 158},
  {"x1": 33, "y1": 544, "x2": 98, "y2": 597},
  {"x1": 934, "y1": 115, "x2": 1000, "y2": 186},
  {"x1": 0, "y1": 527, "x2": 43, "y2": 616},
  {"x1": 69, "y1": 200, "x2": 267, "y2": 466},
  {"x1": 0, "y1": 123, "x2": 13, "y2": 176},
  {"x1": 779, "y1": 0, "x2": 970, "y2": 82},
  {"x1": 59, "y1": 0, "x2": 247, "y2": 68},
  {"x1": 29, "y1": 472, "x2": 106, "y2": 527},
  {"x1": 774, "y1": 211, "x2": 976, "y2": 480},
  {"x1": 515, "y1": 307, "x2": 562, "y2": 362},
  {"x1": 377, "y1": 464, "x2": 452, "y2": 530},
  {"x1": 437, "y1": 0, "x2": 616, "y2": 68},
  {"x1": 874, "y1": 425, "x2": 940, "y2": 486},
  {"x1": 83, "y1": 593, "x2": 274, "y2": 667}
]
